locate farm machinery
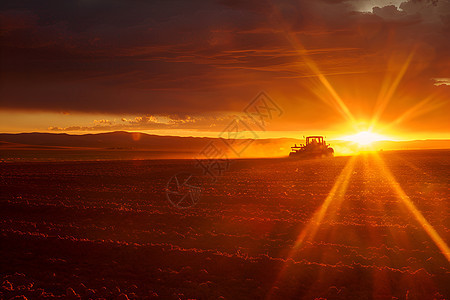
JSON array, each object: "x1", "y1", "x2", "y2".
[{"x1": 289, "y1": 136, "x2": 334, "y2": 158}]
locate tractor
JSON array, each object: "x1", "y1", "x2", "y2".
[{"x1": 289, "y1": 136, "x2": 334, "y2": 158}]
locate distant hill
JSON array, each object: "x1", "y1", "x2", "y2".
[
  {"x1": 373, "y1": 139, "x2": 450, "y2": 151},
  {"x1": 0, "y1": 131, "x2": 214, "y2": 151},
  {"x1": 0, "y1": 132, "x2": 449, "y2": 160},
  {"x1": 0, "y1": 131, "x2": 299, "y2": 159}
]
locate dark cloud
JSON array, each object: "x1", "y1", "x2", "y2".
[
  {"x1": 372, "y1": 5, "x2": 406, "y2": 18},
  {"x1": 0, "y1": 0, "x2": 449, "y2": 133}
]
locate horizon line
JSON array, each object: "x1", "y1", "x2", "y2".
[{"x1": 1, "y1": 130, "x2": 450, "y2": 142}]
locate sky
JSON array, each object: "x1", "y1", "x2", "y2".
[{"x1": 0, "y1": 0, "x2": 449, "y2": 140}]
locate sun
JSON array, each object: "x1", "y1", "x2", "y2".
[{"x1": 340, "y1": 131, "x2": 389, "y2": 146}]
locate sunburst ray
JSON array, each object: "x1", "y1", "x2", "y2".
[
  {"x1": 269, "y1": 3, "x2": 357, "y2": 128},
  {"x1": 267, "y1": 156, "x2": 357, "y2": 299},
  {"x1": 373, "y1": 153, "x2": 450, "y2": 262},
  {"x1": 370, "y1": 50, "x2": 415, "y2": 131}
]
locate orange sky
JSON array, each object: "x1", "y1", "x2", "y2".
[{"x1": 0, "y1": 0, "x2": 449, "y2": 140}]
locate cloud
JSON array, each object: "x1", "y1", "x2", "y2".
[
  {"x1": 47, "y1": 114, "x2": 247, "y2": 132},
  {"x1": 372, "y1": 5, "x2": 406, "y2": 19},
  {"x1": 432, "y1": 78, "x2": 450, "y2": 86},
  {"x1": 1, "y1": 0, "x2": 449, "y2": 134}
]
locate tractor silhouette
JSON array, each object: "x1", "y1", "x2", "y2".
[{"x1": 289, "y1": 136, "x2": 334, "y2": 158}]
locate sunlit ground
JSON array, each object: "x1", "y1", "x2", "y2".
[
  {"x1": 268, "y1": 150, "x2": 450, "y2": 298},
  {"x1": 2, "y1": 149, "x2": 448, "y2": 299}
]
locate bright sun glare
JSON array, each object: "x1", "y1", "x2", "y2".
[{"x1": 341, "y1": 131, "x2": 389, "y2": 146}]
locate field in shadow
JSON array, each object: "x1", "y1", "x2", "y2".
[{"x1": 1, "y1": 150, "x2": 449, "y2": 299}]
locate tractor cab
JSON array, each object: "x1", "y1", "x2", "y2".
[{"x1": 306, "y1": 136, "x2": 324, "y2": 146}]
